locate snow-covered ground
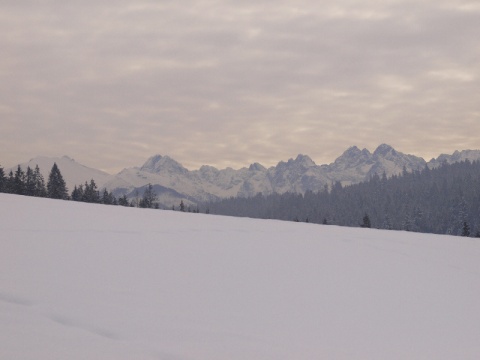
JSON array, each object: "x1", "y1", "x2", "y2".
[{"x1": 1, "y1": 193, "x2": 479, "y2": 359}]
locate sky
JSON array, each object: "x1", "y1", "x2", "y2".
[{"x1": 1, "y1": 0, "x2": 479, "y2": 173}]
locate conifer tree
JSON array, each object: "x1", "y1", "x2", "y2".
[
  {"x1": 47, "y1": 163, "x2": 69, "y2": 199},
  {"x1": 5, "y1": 171, "x2": 14, "y2": 193},
  {"x1": 462, "y1": 221, "x2": 470, "y2": 237},
  {"x1": 0, "y1": 165, "x2": 5, "y2": 192},
  {"x1": 71, "y1": 185, "x2": 83, "y2": 201},
  {"x1": 139, "y1": 184, "x2": 157, "y2": 208},
  {"x1": 361, "y1": 213, "x2": 371, "y2": 228},
  {"x1": 25, "y1": 166, "x2": 36, "y2": 196},
  {"x1": 13, "y1": 165, "x2": 26, "y2": 195},
  {"x1": 118, "y1": 194, "x2": 129, "y2": 207},
  {"x1": 132, "y1": 189, "x2": 139, "y2": 207},
  {"x1": 33, "y1": 165, "x2": 47, "y2": 197},
  {"x1": 402, "y1": 212, "x2": 414, "y2": 231},
  {"x1": 382, "y1": 214, "x2": 393, "y2": 230},
  {"x1": 454, "y1": 198, "x2": 469, "y2": 235},
  {"x1": 82, "y1": 180, "x2": 100, "y2": 203},
  {"x1": 102, "y1": 189, "x2": 115, "y2": 205}
]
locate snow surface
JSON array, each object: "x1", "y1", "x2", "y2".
[{"x1": 1, "y1": 193, "x2": 480, "y2": 359}]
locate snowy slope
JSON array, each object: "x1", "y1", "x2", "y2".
[
  {"x1": 1, "y1": 193, "x2": 480, "y2": 359},
  {"x1": 7, "y1": 156, "x2": 111, "y2": 191}
]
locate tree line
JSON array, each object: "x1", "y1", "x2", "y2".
[
  {"x1": 204, "y1": 160, "x2": 480, "y2": 237},
  {"x1": 0, "y1": 163, "x2": 159, "y2": 209}
]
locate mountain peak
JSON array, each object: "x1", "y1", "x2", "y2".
[
  {"x1": 140, "y1": 155, "x2": 187, "y2": 174},
  {"x1": 249, "y1": 162, "x2": 266, "y2": 171},
  {"x1": 373, "y1": 144, "x2": 396, "y2": 157},
  {"x1": 293, "y1": 154, "x2": 316, "y2": 167},
  {"x1": 345, "y1": 145, "x2": 361, "y2": 155},
  {"x1": 431, "y1": 149, "x2": 480, "y2": 166},
  {"x1": 277, "y1": 154, "x2": 316, "y2": 170},
  {"x1": 336, "y1": 146, "x2": 371, "y2": 162},
  {"x1": 61, "y1": 155, "x2": 75, "y2": 162}
]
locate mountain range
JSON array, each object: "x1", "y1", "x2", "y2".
[{"x1": 7, "y1": 144, "x2": 480, "y2": 207}]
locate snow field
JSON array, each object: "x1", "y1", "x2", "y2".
[{"x1": 1, "y1": 193, "x2": 479, "y2": 359}]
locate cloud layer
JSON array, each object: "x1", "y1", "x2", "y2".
[{"x1": 2, "y1": 0, "x2": 479, "y2": 172}]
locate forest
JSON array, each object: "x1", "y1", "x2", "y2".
[{"x1": 204, "y1": 160, "x2": 480, "y2": 237}]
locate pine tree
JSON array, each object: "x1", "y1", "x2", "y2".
[
  {"x1": 402, "y1": 212, "x2": 414, "y2": 231},
  {"x1": 47, "y1": 163, "x2": 69, "y2": 199},
  {"x1": 81, "y1": 181, "x2": 89, "y2": 201},
  {"x1": 361, "y1": 213, "x2": 371, "y2": 228},
  {"x1": 33, "y1": 165, "x2": 47, "y2": 197},
  {"x1": 179, "y1": 200, "x2": 185, "y2": 212},
  {"x1": 118, "y1": 194, "x2": 129, "y2": 207},
  {"x1": 5, "y1": 171, "x2": 14, "y2": 193},
  {"x1": 89, "y1": 180, "x2": 99, "y2": 203},
  {"x1": 449, "y1": 197, "x2": 469, "y2": 235},
  {"x1": 13, "y1": 165, "x2": 26, "y2": 195},
  {"x1": 71, "y1": 185, "x2": 83, "y2": 201},
  {"x1": 25, "y1": 166, "x2": 36, "y2": 196},
  {"x1": 139, "y1": 184, "x2": 157, "y2": 208},
  {"x1": 102, "y1": 189, "x2": 115, "y2": 205},
  {"x1": 412, "y1": 206, "x2": 424, "y2": 232},
  {"x1": 382, "y1": 214, "x2": 393, "y2": 230},
  {"x1": 0, "y1": 165, "x2": 5, "y2": 192},
  {"x1": 102, "y1": 189, "x2": 109, "y2": 204},
  {"x1": 462, "y1": 221, "x2": 470, "y2": 237},
  {"x1": 132, "y1": 189, "x2": 139, "y2": 207},
  {"x1": 82, "y1": 180, "x2": 100, "y2": 203}
]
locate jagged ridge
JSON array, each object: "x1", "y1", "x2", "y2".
[
  {"x1": 100, "y1": 144, "x2": 480, "y2": 207},
  {"x1": 10, "y1": 145, "x2": 480, "y2": 208}
]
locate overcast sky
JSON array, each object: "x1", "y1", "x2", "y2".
[{"x1": 2, "y1": 0, "x2": 479, "y2": 173}]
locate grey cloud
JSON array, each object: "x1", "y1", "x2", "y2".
[{"x1": 1, "y1": 0, "x2": 479, "y2": 172}]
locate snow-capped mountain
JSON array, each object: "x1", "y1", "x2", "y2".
[
  {"x1": 102, "y1": 155, "x2": 274, "y2": 205},
  {"x1": 327, "y1": 144, "x2": 426, "y2": 185},
  {"x1": 7, "y1": 145, "x2": 479, "y2": 207},
  {"x1": 7, "y1": 156, "x2": 111, "y2": 191},
  {"x1": 428, "y1": 149, "x2": 480, "y2": 168},
  {"x1": 266, "y1": 154, "x2": 328, "y2": 194},
  {"x1": 100, "y1": 144, "x2": 432, "y2": 207}
]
